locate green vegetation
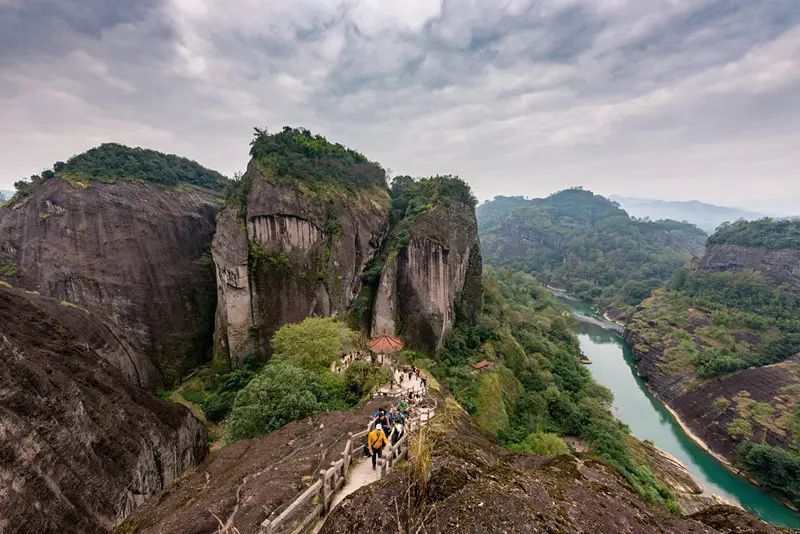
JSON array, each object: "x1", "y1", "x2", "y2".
[
  {"x1": 507, "y1": 431, "x2": 570, "y2": 455},
  {"x1": 0, "y1": 261, "x2": 21, "y2": 277},
  {"x1": 427, "y1": 267, "x2": 677, "y2": 509},
  {"x1": 271, "y1": 316, "x2": 359, "y2": 372},
  {"x1": 478, "y1": 188, "x2": 706, "y2": 316},
  {"x1": 10, "y1": 143, "x2": 227, "y2": 202},
  {"x1": 227, "y1": 317, "x2": 386, "y2": 441},
  {"x1": 708, "y1": 218, "x2": 800, "y2": 249},
  {"x1": 249, "y1": 127, "x2": 386, "y2": 200},
  {"x1": 348, "y1": 173, "x2": 477, "y2": 331},
  {"x1": 228, "y1": 362, "x2": 346, "y2": 441},
  {"x1": 629, "y1": 268, "x2": 800, "y2": 381},
  {"x1": 737, "y1": 442, "x2": 800, "y2": 508},
  {"x1": 201, "y1": 369, "x2": 255, "y2": 422},
  {"x1": 727, "y1": 418, "x2": 753, "y2": 440}
]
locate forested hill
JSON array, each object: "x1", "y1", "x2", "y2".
[
  {"x1": 477, "y1": 188, "x2": 707, "y2": 318},
  {"x1": 7, "y1": 143, "x2": 228, "y2": 202},
  {"x1": 626, "y1": 218, "x2": 800, "y2": 506}
]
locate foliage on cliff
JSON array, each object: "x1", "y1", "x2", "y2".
[
  {"x1": 227, "y1": 317, "x2": 387, "y2": 441},
  {"x1": 737, "y1": 442, "x2": 800, "y2": 508},
  {"x1": 477, "y1": 188, "x2": 706, "y2": 316},
  {"x1": 629, "y1": 270, "x2": 800, "y2": 380},
  {"x1": 249, "y1": 126, "x2": 386, "y2": 196},
  {"x1": 424, "y1": 267, "x2": 677, "y2": 509},
  {"x1": 627, "y1": 219, "x2": 800, "y2": 506},
  {"x1": 348, "y1": 173, "x2": 478, "y2": 331},
  {"x1": 707, "y1": 218, "x2": 800, "y2": 250},
  {"x1": 10, "y1": 143, "x2": 227, "y2": 201}
]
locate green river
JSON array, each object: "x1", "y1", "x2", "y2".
[{"x1": 566, "y1": 299, "x2": 800, "y2": 529}]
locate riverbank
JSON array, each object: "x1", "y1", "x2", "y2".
[
  {"x1": 564, "y1": 295, "x2": 800, "y2": 528},
  {"x1": 656, "y1": 383, "x2": 800, "y2": 514}
]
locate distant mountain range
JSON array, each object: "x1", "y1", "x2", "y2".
[{"x1": 609, "y1": 195, "x2": 764, "y2": 234}]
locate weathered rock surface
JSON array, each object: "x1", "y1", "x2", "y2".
[
  {"x1": 0, "y1": 178, "x2": 221, "y2": 387},
  {"x1": 698, "y1": 244, "x2": 800, "y2": 290},
  {"x1": 212, "y1": 159, "x2": 390, "y2": 362},
  {"x1": 372, "y1": 201, "x2": 483, "y2": 352},
  {"x1": 673, "y1": 357, "x2": 800, "y2": 461},
  {"x1": 124, "y1": 399, "x2": 384, "y2": 534},
  {"x1": 321, "y1": 403, "x2": 784, "y2": 534},
  {"x1": 212, "y1": 207, "x2": 254, "y2": 365},
  {"x1": 0, "y1": 286, "x2": 206, "y2": 534}
]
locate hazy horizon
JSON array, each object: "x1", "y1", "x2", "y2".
[{"x1": 1, "y1": 0, "x2": 798, "y2": 215}]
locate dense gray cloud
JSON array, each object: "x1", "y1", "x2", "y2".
[{"x1": 1, "y1": 0, "x2": 798, "y2": 213}]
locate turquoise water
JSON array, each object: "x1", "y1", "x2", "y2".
[{"x1": 567, "y1": 300, "x2": 800, "y2": 529}]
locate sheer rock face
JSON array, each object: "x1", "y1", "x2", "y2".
[
  {"x1": 212, "y1": 159, "x2": 390, "y2": 363},
  {"x1": 372, "y1": 201, "x2": 483, "y2": 352},
  {"x1": 212, "y1": 207, "x2": 254, "y2": 365},
  {"x1": 0, "y1": 286, "x2": 206, "y2": 534},
  {"x1": 699, "y1": 244, "x2": 800, "y2": 290},
  {"x1": 0, "y1": 178, "x2": 221, "y2": 388}
]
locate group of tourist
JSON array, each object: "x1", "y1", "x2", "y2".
[{"x1": 366, "y1": 405, "x2": 407, "y2": 470}]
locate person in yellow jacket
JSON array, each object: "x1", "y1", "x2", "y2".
[{"x1": 368, "y1": 423, "x2": 389, "y2": 470}]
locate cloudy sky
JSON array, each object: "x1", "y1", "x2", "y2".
[{"x1": 1, "y1": 0, "x2": 798, "y2": 213}]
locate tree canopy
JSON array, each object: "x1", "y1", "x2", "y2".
[
  {"x1": 9, "y1": 143, "x2": 227, "y2": 202},
  {"x1": 707, "y1": 218, "x2": 800, "y2": 250},
  {"x1": 249, "y1": 126, "x2": 387, "y2": 195},
  {"x1": 477, "y1": 188, "x2": 707, "y2": 315}
]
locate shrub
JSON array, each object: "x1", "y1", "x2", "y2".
[
  {"x1": 712, "y1": 396, "x2": 730, "y2": 413},
  {"x1": 0, "y1": 261, "x2": 21, "y2": 277},
  {"x1": 738, "y1": 442, "x2": 800, "y2": 507},
  {"x1": 181, "y1": 386, "x2": 206, "y2": 405},
  {"x1": 508, "y1": 431, "x2": 570, "y2": 455},
  {"x1": 727, "y1": 418, "x2": 753, "y2": 440},
  {"x1": 342, "y1": 361, "x2": 390, "y2": 404},
  {"x1": 228, "y1": 362, "x2": 344, "y2": 441},
  {"x1": 203, "y1": 391, "x2": 235, "y2": 422},
  {"x1": 272, "y1": 317, "x2": 359, "y2": 372},
  {"x1": 201, "y1": 369, "x2": 255, "y2": 422}
]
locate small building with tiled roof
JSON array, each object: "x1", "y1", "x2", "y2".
[{"x1": 472, "y1": 359, "x2": 493, "y2": 371}]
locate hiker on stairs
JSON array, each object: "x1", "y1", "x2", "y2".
[
  {"x1": 371, "y1": 409, "x2": 391, "y2": 431},
  {"x1": 368, "y1": 424, "x2": 389, "y2": 470}
]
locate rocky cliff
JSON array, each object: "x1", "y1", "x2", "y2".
[
  {"x1": 625, "y1": 218, "x2": 800, "y2": 505},
  {"x1": 212, "y1": 130, "x2": 483, "y2": 363},
  {"x1": 212, "y1": 130, "x2": 391, "y2": 365},
  {"x1": 0, "y1": 145, "x2": 225, "y2": 387},
  {"x1": 698, "y1": 244, "x2": 800, "y2": 290},
  {"x1": 0, "y1": 286, "x2": 206, "y2": 533},
  {"x1": 372, "y1": 197, "x2": 482, "y2": 352}
]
